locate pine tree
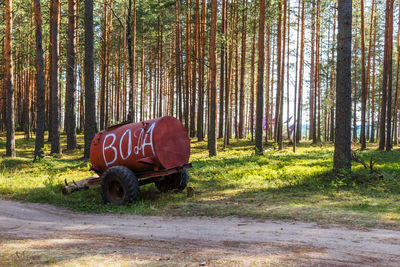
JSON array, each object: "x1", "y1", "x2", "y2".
[
  {"x1": 49, "y1": 0, "x2": 60, "y2": 154},
  {"x1": 208, "y1": 0, "x2": 218, "y2": 156},
  {"x1": 66, "y1": 0, "x2": 77, "y2": 150},
  {"x1": 255, "y1": 0, "x2": 266, "y2": 154},
  {"x1": 334, "y1": 0, "x2": 353, "y2": 174},
  {"x1": 5, "y1": 0, "x2": 16, "y2": 157},
  {"x1": 33, "y1": 0, "x2": 45, "y2": 160},
  {"x1": 84, "y1": 0, "x2": 96, "y2": 158}
]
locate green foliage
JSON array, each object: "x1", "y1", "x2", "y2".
[{"x1": 0, "y1": 132, "x2": 400, "y2": 229}]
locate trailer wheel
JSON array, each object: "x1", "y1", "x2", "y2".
[
  {"x1": 155, "y1": 170, "x2": 190, "y2": 192},
  {"x1": 101, "y1": 166, "x2": 140, "y2": 205}
]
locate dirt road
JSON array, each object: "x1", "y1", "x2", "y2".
[{"x1": 0, "y1": 199, "x2": 399, "y2": 266}]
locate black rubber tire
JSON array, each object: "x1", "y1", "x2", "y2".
[
  {"x1": 155, "y1": 170, "x2": 190, "y2": 193},
  {"x1": 101, "y1": 166, "x2": 140, "y2": 205}
]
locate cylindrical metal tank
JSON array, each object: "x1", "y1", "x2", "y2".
[{"x1": 90, "y1": 116, "x2": 190, "y2": 175}]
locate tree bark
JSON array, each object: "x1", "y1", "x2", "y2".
[
  {"x1": 33, "y1": 0, "x2": 45, "y2": 160},
  {"x1": 184, "y1": 0, "x2": 191, "y2": 131},
  {"x1": 296, "y1": 0, "x2": 305, "y2": 143},
  {"x1": 309, "y1": 1, "x2": 315, "y2": 141},
  {"x1": 238, "y1": 0, "x2": 247, "y2": 139},
  {"x1": 293, "y1": 0, "x2": 301, "y2": 150},
  {"x1": 175, "y1": 0, "x2": 183, "y2": 122},
  {"x1": 250, "y1": 16, "x2": 256, "y2": 142},
  {"x1": 334, "y1": 0, "x2": 352, "y2": 174},
  {"x1": 218, "y1": 0, "x2": 226, "y2": 139},
  {"x1": 5, "y1": 0, "x2": 16, "y2": 157},
  {"x1": 84, "y1": 0, "x2": 97, "y2": 158},
  {"x1": 393, "y1": 0, "x2": 400, "y2": 145},
  {"x1": 315, "y1": 0, "x2": 320, "y2": 143},
  {"x1": 197, "y1": 0, "x2": 206, "y2": 141},
  {"x1": 50, "y1": 0, "x2": 60, "y2": 154},
  {"x1": 255, "y1": 0, "x2": 266, "y2": 154},
  {"x1": 379, "y1": 0, "x2": 394, "y2": 150},
  {"x1": 190, "y1": 0, "x2": 200, "y2": 137},
  {"x1": 370, "y1": 6, "x2": 377, "y2": 143},
  {"x1": 274, "y1": 2, "x2": 282, "y2": 143},
  {"x1": 127, "y1": 0, "x2": 136, "y2": 122},
  {"x1": 99, "y1": 1, "x2": 107, "y2": 130},
  {"x1": 66, "y1": 0, "x2": 77, "y2": 150},
  {"x1": 330, "y1": 4, "x2": 337, "y2": 142},
  {"x1": 278, "y1": 0, "x2": 287, "y2": 149},
  {"x1": 208, "y1": 0, "x2": 218, "y2": 157},
  {"x1": 360, "y1": 0, "x2": 367, "y2": 149},
  {"x1": 385, "y1": 0, "x2": 394, "y2": 151}
]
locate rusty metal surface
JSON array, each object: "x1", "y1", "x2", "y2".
[
  {"x1": 135, "y1": 163, "x2": 192, "y2": 179},
  {"x1": 90, "y1": 116, "x2": 191, "y2": 175}
]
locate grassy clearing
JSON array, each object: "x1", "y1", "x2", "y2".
[{"x1": 0, "y1": 132, "x2": 399, "y2": 229}]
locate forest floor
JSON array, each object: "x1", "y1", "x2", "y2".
[
  {"x1": 1, "y1": 199, "x2": 400, "y2": 266},
  {"x1": 1, "y1": 132, "x2": 400, "y2": 265},
  {"x1": 0, "y1": 132, "x2": 399, "y2": 229}
]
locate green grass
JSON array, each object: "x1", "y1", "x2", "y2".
[{"x1": 1, "y1": 132, "x2": 400, "y2": 229}]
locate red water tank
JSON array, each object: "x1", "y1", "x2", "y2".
[{"x1": 90, "y1": 116, "x2": 190, "y2": 175}]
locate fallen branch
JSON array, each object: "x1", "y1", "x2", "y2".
[
  {"x1": 351, "y1": 151, "x2": 382, "y2": 177},
  {"x1": 62, "y1": 174, "x2": 100, "y2": 194}
]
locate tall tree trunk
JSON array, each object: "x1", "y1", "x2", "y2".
[
  {"x1": 141, "y1": 26, "x2": 145, "y2": 121},
  {"x1": 190, "y1": 0, "x2": 199, "y2": 137},
  {"x1": 76, "y1": 1, "x2": 85, "y2": 132},
  {"x1": 5, "y1": 0, "x2": 16, "y2": 157},
  {"x1": 286, "y1": 0, "x2": 291, "y2": 141},
  {"x1": 352, "y1": 27, "x2": 358, "y2": 141},
  {"x1": 274, "y1": 2, "x2": 282, "y2": 143},
  {"x1": 224, "y1": 0, "x2": 232, "y2": 147},
  {"x1": 218, "y1": 0, "x2": 226, "y2": 139},
  {"x1": 99, "y1": 1, "x2": 107, "y2": 130},
  {"x1": 269, "y1": 33, "x2": 275, "y2": 141},
  {"x1": 175, "y1": 0, "x2": 183, "y2": 122},
  {"x1": 105, "y1": 0, "x2": 113, "y2": 125},
  {"x1": 84, "y1": 0, "x2": 96, "y2": 158},
  {"x1": 334, "y1": 0, "x2": 352, "y2": 174},
  {"x1": 315, "y1": 0, "x2": 321, "y2": 143},
  {"x1": 370, "y1": 7, "x2": 377, "y2": 143},
  {"x1": 379, "y1": 0, "x2": 394, "y2": 150},
  {"x1": 233, "y1": 2, "x2": 239, "y2": 140},
  {"x1": 255, "y1": 0, "x2": 266, "y2": 154},
  {"x1": 208, "y1": 0, "x2": 218, "y2": 156},
  {"x1": 360, "y1": 0, "x2": 367, "y2": 149},
  {"x1": 250, "y1": 16, "x2": 256, "y2": 142},
  {"x1": 330, "y1": 4, "x2": 337, "y2": 142},
  {"x1": 309, "y1": 1, "x2": 315, "y2": 141},
  {"x1": 277, "y1": 0, "x2": 287, "y2": 149},
  {"x1": 184, "y1": 0, "x2": 191, "y2": 131},
  {"x1": 385, "y1": 0, "x2": 394, "y2": 151},
  {"x1": 127, "y1": 0, "x2": 136, "y2": 122},
  {"x1": 24, "y1": 13, "x2": 33, "y2": 140},
  {"x1": 197, "y1": 0, "x2": 206, "y2": 141},
  {"x1": 296, "y1": 0, "x2": 305, "y2": 143},
  {"x1": 393, "y1": 0, "x2": 400, "y2": 145},
  {"x1": 33, "y1": 0, "x2": 45, "y2": 160},
  {"x1": 293, "y1": 0, "x2": 301, "y2": 150},
  {"x1": 50, "y1": 0, "x2": 60, "y2": 154},
  {"x1": 238, "y1": 0, "x2": 247, "y2": 139},
  {"x1": 66, "y1": 0, "x2": 77, "y2": 150},
  {"x1": 158, "y1": 14, "x2": 163, "y2": 117},
  {"x1": 264, "y1": 21, "x2": 271, "y2": 142}
]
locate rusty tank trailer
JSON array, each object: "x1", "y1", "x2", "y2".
[{"x1": 63, "y1": 116, "x2": 192, "y2": 205}]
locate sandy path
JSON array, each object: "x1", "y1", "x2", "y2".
[{"x1": 0, "y1": 199, "x2": 399, "y2": 266}]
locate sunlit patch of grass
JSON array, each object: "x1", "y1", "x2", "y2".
[{"x1": 0, "y1": 132, "x2": 400, "y2": 228}]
